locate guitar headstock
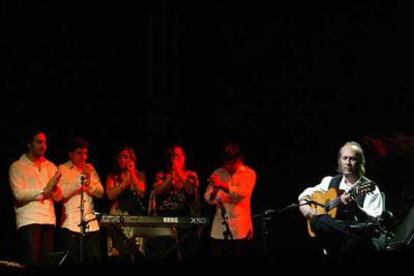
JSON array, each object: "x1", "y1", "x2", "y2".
[{"x1": 351, "y1": 181, "x2": 376, "y2": 197}]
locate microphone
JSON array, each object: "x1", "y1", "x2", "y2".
[
  {"x1": 93, "y1": 211, "x2": 102, "y2": 218},
  {"x1": 80, "y1": 175, "x2": 87, "y2": 185},
  {"x1": 210, "y1": 186, "x2": 219, "y2": 201}
]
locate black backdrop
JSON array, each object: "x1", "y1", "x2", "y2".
[{"x1": 1, "y1": 1, "x2": 413, "y2": 262}]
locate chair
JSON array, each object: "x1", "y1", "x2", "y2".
[
  {"x1": 386, "y1": 202, "x2": 414, "y2": 251},
  {"x1": 372, "y1": 192, "x2": 394, "y2": 250}
]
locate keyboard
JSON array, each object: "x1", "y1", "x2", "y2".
[{"x1": 100, "y1": 215, "x2": 209, "y2": 228}]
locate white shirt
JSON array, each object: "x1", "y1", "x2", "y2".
[
  {"x1": 298, "y1": 175, "x2": 383, "y2": 218},
  {"x1": 204, "y1": 165, "x2": 256, "y2": 240},
  {"x1": 9, "y1": 154, "x2": 58, "y2": 229},
  {"x1": 58, "y1": 161, "x2": 104, "y2": 233}
]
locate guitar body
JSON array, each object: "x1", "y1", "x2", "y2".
[{"x1": 307, "y1": 188, "x2": 340, "y2": 237}]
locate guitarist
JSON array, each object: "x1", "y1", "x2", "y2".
[{"x1": 298, "y1": 141, "x2": 383, "y2": 255}]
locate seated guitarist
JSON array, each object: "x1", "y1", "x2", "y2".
[{"x1": 298, "y1": 141, "x2": 383, "y2": 255}]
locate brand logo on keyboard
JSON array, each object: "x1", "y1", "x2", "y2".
[
  {"x1": 163, "y1": 217, "x2": 179, "y2": 223},
  {"x1": 191, "y1": 217, "x2": 208, "y2": 224}
]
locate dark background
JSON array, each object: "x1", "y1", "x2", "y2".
[{"x1": 1, "y1": 1, "x2": 414, "y2": 262}]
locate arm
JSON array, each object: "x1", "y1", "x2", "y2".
[
  {"x1": 58, "y1": 166, "x2": 82, "y2": 200},
  {"x1": 43, "y1": 171, "x2": 62, "y2": 200},
  {"x1": 83, "y1": 164, "x2": 104, "y2": 199},
  {"x1": 298, "y1": 176, "x2": 331, "y2": 219},
  {"x1": 9, "y1": 164, "x2": 44, "y2": 202},
  {"x1": 204, "y1": 170, "x2": 230, "y2": 205},
  {"x1": 204, "y1": 182, "x2": 216, "y2": 206},
  {"x1": 106, "y1": 174, "x2": 128, "y2": 201},
  {"x1": 44, "y1": 163, "x2": 63, "y2": 201},
  {"x1": 153, "y1": 171, "x2": 172, "y2": 196},
  {"x1": 51, "y1": 184, "x2": 63, "y2": 202},
  {"x1": 361, "y1": 186, "x2": 383, "y2": 218},
  {"x1": 204, "y1": 172, "x2": 224, "y2": 205},
  {"x1": 9, "y1": 163, "x2": 62, "y2": 202},
  {"x1": 227, "y1": 170, "x2": 256, "y2": 203},
  {"x1": 129, "y1": 170, "x2": 146, "y2": 199},
  {"x1": 183, "y1": 171, "x2": 199, "y2": 195}
]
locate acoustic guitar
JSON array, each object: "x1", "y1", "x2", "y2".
[{"x1": 306, "y1": 180, "x2": 376, "y2": 237}]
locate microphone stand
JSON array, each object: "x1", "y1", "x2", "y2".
[
  {"x1": 252, "y1": 201, "x2": 321, "y2": 258},
  {"x1": 252, "y1": 209, "x2": 274, "y2": 257},
  {"x1": 78, "y1": 175, "x2": 87, "y2": 264},
  {"x1": 58, "y1": 175, "x2": 88, "y2": 266},
  {"x1": 272, "y1": 200, "x2": 325, "y2": 214},
  {"x1": 193, "y1": 184, "x2": 203, "y2": 241},
  {"x1": 216, "y1": 197, "x2": 233, "y2": 240}
]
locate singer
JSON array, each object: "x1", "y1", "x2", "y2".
[
  {"x1": 56, "y1": 136, "x2": 104, "y2": 264},
  {"x1": 204, "y1": 143, "x2": 256, "y2": 260},
  {"x1": 149, "y1": 144, "x2": 201, "y2": 261},
  {"x1": 106, "y1": 144, "x2": 147, "y2": 264}
]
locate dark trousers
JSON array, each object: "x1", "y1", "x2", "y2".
[
  {"x1": 18, "y1": 224, "x2": 55, "y2": 266},
  {"x1": 311, "y1": 215, "x2": 377, "y2": 254},
  {"x1": 210, "y1": 238, "x2": 252, "y2": 262},
  {"x1": 107, "y1": 226, "x2": 144, "y2": 264},
  {"x1": 143, "y1": 228, "x2": 199, "y2": 263},
  {"x1": 145, "y1": 236, "x2": 178, "y2": 262},
  {"x1": 61, "y1": 228, "x2": 102, "y2": 264},
  {"x1": 175, "y1": 227, "x2": 202, "y2": 261}
]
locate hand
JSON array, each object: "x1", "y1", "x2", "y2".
[
  {"x1": 340, "y1": 193, "x2": 353, "y2": 205},
  {"x1": 306, "y1": 208, "x2": 317, "y2": 219},
  {"x1": 127, "y1": 161, "x2": 136, "y2": 172},
  {"x1": 54, "y1": 171, "x2": 62, "y2": 184},
  {"x1": 187, "y1": 172, "x2": 198, "y2": 187},
  {"x1": 210, "y1": 174, "x2": 225, "y2": 190},
  {"x1": 44, "y1": 171, "x2": 62, "y2": 196},
  {"x1": 209, "y1": 174, "x2": 219, "y2": 186},
  {"x1": 299, "y1": 202, "x2": 316, "y2": 219},
  {"x1": 120, "y1": 180, "x2": 129, "y2": 190},
  {"x1": 120, "y1": 172, "x2": 131, "y2": 190}
]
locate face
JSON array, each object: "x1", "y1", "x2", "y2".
[
  {"x1": 338, "y1": 145, "x2": 359, "y2": 177},
  {"x1": 69, "y1": 148, "x2": 88, "y2": 166},
  {"x1": 224, "y1": 160, "x2": 240, "y2": 175},
  {"x1": 172, "y1": 147, "x2": 186, "y2": 169},
  {"x1": 118, "y1": 149, "x2": 133, "y2": 170},
  {"x1": 29, "y1": 132, "x2": 47, "y2": 158}
]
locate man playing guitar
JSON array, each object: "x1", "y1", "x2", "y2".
[{"x1": 298, "y1": 141, "x2": 383, "y2": 256}]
